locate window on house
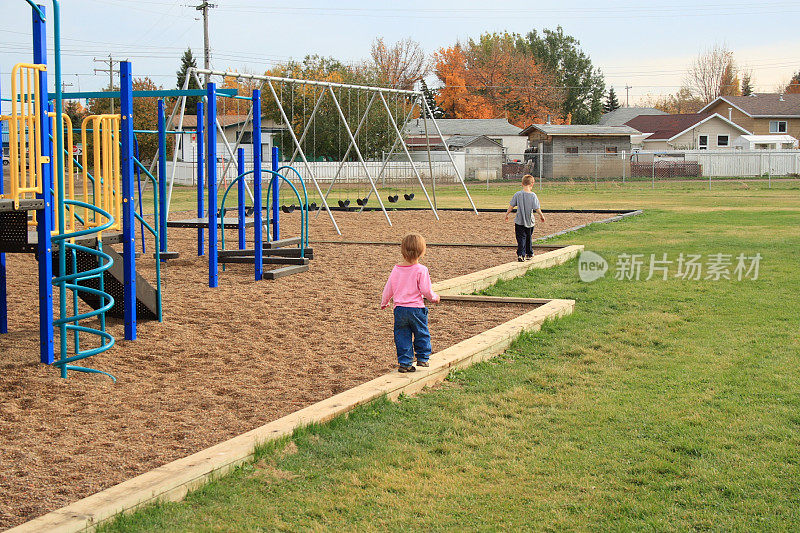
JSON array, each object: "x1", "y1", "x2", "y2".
[
  {"x1": 717, "y1": 135, "x2": 729, "y2": 147},
  {"x1": 770, "y1": 120, "x2": 787, "y2": 133},
  {"x1": 605, "y1": 146, "x2": 618, "y2": 154},
  {"x1": 699, "y1": 135, "x2": 708, "y2": 150},
  {"x1": 565, "y1": 146, "x2": 578, "y2": 155}
]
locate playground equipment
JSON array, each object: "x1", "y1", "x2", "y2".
[
  {"x1": 154, "y1": 67, "x2": 478, "y2": 235},
  {"x1": 0, "y1": 1, "x2": 164, "y2": 380},
  {"x1": 167, "y1": 86, "x2": 311, "y2": 284}
]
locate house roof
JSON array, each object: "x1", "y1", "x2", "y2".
[
  {"x1": 624, "y1": 112, "x2": 750, "y2": 141},
  {"x1": 699, "y1": 93, "x2": 800, "y2": 117},
  {"x1": 444, "y1": 135, "x2": 502, "y2": 149},
  {"x1": 520, "y1": 124, "x2": 640, "y2": 136},
  {"x1": 404, "y1": 118, "x2": 522, "y2": 137},
  {"x1": 598, "y1": 107, "x2": 667, "y2": 126}
]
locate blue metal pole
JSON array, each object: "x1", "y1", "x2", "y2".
[
  {"x1": 271, "y1": 146, "x2": 280, "y2": 241},
  {"x1": 196, "y1": 101, "x2": 205, "y2": 256},
  {"x1": 120, "y1": 61, "x2": 137, "y2": 340},
  {"x1": 252, "y1": 89, "x2": 263, "y2": 280},
  {"x1": 33, "y1": 5, "x2": 54, "y2": 365},
  {"x1": 207, "y1": 83, "x2": 218, "y2": 288},
  {"x1": 157, "y1": 99, "x2": 168, "y2": 260},
  {"x1": 0, "y1": 64, "x2": 6, "y2": 335},
  {"x1": 47, "y1": 102, "x2": 55, "y2": 225},
  {"x1": 237, "y1": 147, "x2": 246, "y2": 250}
]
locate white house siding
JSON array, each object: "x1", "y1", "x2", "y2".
[{"x1": 667, "y1": 117, "x2": 746, "y2": 150}]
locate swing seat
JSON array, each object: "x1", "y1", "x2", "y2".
[
  {"x1": 388, "y1": 195, "x2": 399, "y2": 203},
  {"x1": 281, "y1": 204, "x2": 295, "y2": 214},
  {"x1": 360, "y1": 197, "x2": 369, "y2": 206},
  {"x1": 356, "y1": 197, "x2": 369, "y2": 206},
  {"x1": 308, "y1": 202, "x2": 318, "y2": 210},
  {"x1": 404, "y1": 193, "x2": 415, "y2": 201},
  {"x1": 343, "y1": 199, "x2": 351, "y2": 208},
  {"x1": 245, "y1": 206, "x2": 254, "y2": 216}
]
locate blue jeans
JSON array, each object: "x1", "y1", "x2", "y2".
[
  {"x1": 393, "y1": 306, "x2": 432, "y2": 367},
  {"x1": 515, "y1": 223, "x2": 534, "y2": 257}
]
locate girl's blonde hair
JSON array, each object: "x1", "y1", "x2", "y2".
[
  {"x1": 401, "y1": 233, "x2": 426, "y2": 262},
  {"x1": 522, "y1": 174, "x2": 535, "y2": 186}
]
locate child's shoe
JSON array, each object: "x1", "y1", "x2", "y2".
[
  {"x1": 416, "y1": 361, "x2": 430, "y2": 367},
  {"x1": 398, "y1": 365, "x2": 416, "y2": 373},
  {"x1": 525, "y1": 255, "x2": 533, "y2": 261},
  {"x1": 517, "y1": 256, "x2": 524, "y2": 262}
]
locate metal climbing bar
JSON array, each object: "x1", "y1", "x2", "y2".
[
  {"x1": 80, "y1": 114, "x2": 123, "y2": 232},
  {"x1": 1, "y1": 63, "x2": 47, "y2": 207}
]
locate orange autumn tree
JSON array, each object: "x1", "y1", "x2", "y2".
[{"x1": 433, "y1": 34, "x2": 564, "y2": 127}]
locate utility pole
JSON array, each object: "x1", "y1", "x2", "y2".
[
  {"x1": 94, "y1": 54, "x2": 123, "y2": 113},
  {"x1": 624, "y1": 85, "x2": 632, "y2": 107},
  {"x1": 194, "y1": 1, "x2": 217, "y2": 87}
]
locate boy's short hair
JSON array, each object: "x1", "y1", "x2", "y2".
[
  {"x1": 522, "y1": 174, "x2": 535, "y2": 186},
  {"x1": 401, "y1": 233, "x2": 426, "y2": 262}
]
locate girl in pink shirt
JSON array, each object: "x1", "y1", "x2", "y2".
[{"x1": 381, "y1": 233, "x2": 440, "y2": 372}]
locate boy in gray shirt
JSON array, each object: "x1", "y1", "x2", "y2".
[{"x1": 504, "y1": 174, "x2": 546, "y2": 261}]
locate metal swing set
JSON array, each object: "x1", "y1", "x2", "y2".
[{"x1": 155, "y1": 66, "x2": 477, "y2": 235}]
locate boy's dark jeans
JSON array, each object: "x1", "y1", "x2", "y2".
[
  {"x1": 515, "y1": 223, "x2": 534, "y2": 257},
  {"x1": 393, "y1": 306, "x2": 431, "y2": 367}
]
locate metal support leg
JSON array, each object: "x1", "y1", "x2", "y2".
[
  {"x1": 266, "y1": 80, "x2": 340, "y2": 234},
  {"x1": 33, "y1": 7, "x2": 54, "y2": 363},
  {"x1": 327, "y1": 86, "x2": 392, "y2": 226},
  {"x1": 421, "y1": 96, "x2": 478, "y2": 214},
  {"x1": 252, "y1": 89, "x2": 263, "y2": 280},
  {"x1": 196, "y1": 101, "x2": 205, "y2": 256},
  {"x1": 120, "y1": 62, "x2": 137, "y2": 340},
  {"x1": 237, "y1": 147, "x2": 246, "y2": 249},
  {"x1": 207, "y1": 83, "x2": 219, "y2": 288},
  {"x1": 158, "y1": 99, "x2": 168, "y2": 260},
  {"x1": 379, "y1": 92, "x2": 438, "y2": 220},
  {"x1": 0, "y1": 68, "x2": 6, "y2": 334}
]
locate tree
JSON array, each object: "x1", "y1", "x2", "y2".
[
  {"x1": 641, "y1": 87, "x2": 705, "y2": 114},
  {"x1": 370, "y1": 37, "x2": 428, "y2": 90},
  {"x1": 432, "y1": 35, "x2": 563, "y2": 127},
  {"x1": 785, "y1": 71, "x2": 800, "y2": 94},
  {"x1": 176, "y1": 48, "x2": 201, "y2": 114},
  {"x1": 516, "y1": 26, "x2": 605, "y2": 124},
  {"x1": 604, "y1": 87, "x2": 620, "y2": 113},
  {"x1": 741, "y1": 72, "x2": 754, "y2": 96},
  {"x1": 686, "y1": 45, "x2": 737, "y2": 103},
  {"x1": 420, "y1": 80, "x2": 444, "y2": 118}
]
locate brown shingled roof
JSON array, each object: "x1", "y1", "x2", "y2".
[
  {"x1": 700, "y1": 93, "x2": 800, "y2": 117},
  {"x1": 624, "y1": 112, "x2": 716, "y2": 140}
]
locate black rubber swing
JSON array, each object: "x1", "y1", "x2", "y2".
[
  {"x1": 337, "y1": 199, "x2": 351, "y2": 209},
  {"x1": 308, "y1": 202, "x2": 318, "y2": 210},
  {"x1": 404, "y1": 193, "x2": 415, "y2": 201},
  {"x1": 387, "y1": 194, "x2": 399, "y2": 203},
  {"x1": 356, "y1": 197, "x2": 369, "y2": 206},
  {"x1": 281, "y1": 204, "x2": 296, "y2": 213}
]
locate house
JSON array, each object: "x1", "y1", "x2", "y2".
[
  {"x1": 732, "y1": 134, "x2": 798, "y2": 150},
  {"x1": 404, "y1": 118, "x2": 526, "y2": 157},
  {"x1": 624, "y1": 112, "x2": 750, "y2": 151},
  {"x1": 170, "y1": 114, "x2": 285, "y2": 162},
  {"x1": 398, "y1": 134, "x2": 505, "y2": 180},
  {"x1": 598, "y1": 106, "x2": 667, "y2": 126},
  {"x1": 700, "y1": 93, "x2": 800, "y2": 140},
  {"x1": 519, "y1": 124, "x2": 639, "y2": 179}
]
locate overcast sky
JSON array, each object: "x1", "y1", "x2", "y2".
[{"x1": 2, "y1": 0, "x2": 800, "y2": 109}]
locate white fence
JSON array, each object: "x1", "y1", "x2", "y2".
[{"x1": 167, "y1": 159, "x2": 461, "y2": 186}]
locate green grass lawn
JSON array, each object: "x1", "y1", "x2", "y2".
[{"x1": 102, "y1": 187, "x2": 800, "y2": 531}]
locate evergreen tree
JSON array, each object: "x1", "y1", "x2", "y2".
[
  {"x1": 741, "y1": 72, "x2": 754, "y2": 96},
  {"x1": 604, "y1": 87, "x2": 620, "y2": 113},
  {"x1": 420, "y1": 80, "x2": 445, "y2": 119},
  {"x1": 176, "y1": 48, "x2": 201, "y2": 114}
]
